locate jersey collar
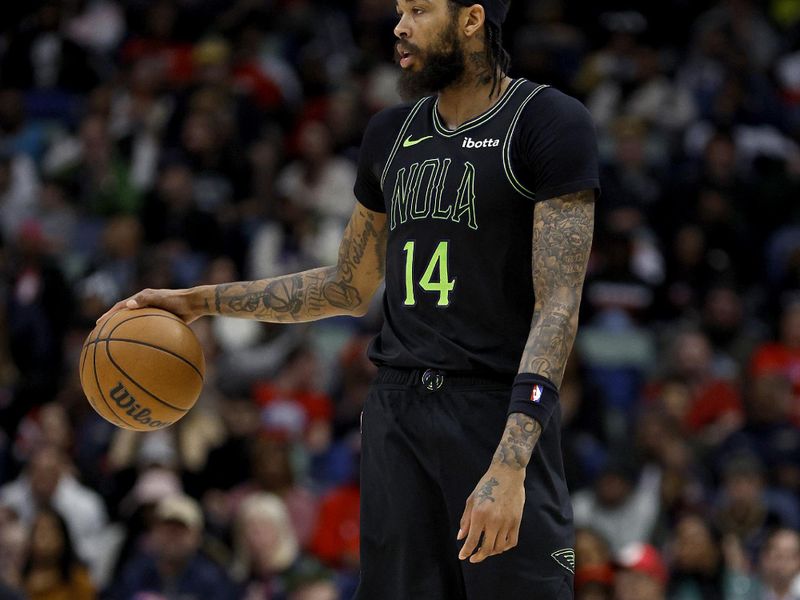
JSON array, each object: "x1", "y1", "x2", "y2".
[{"x1": 432, "y1": 78, "x2": 525, "y2": 138}]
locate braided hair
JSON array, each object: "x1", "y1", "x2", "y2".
[
  {"x1": 484, "y1": 20, "x2": 511, "y2": 97},
  {"x1": 448, "y1": 1, "x2": 511, "y2": 97}
]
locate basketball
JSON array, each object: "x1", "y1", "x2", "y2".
[{"x1": 79, "y1": 308, "x2": 205, "y2": 431}]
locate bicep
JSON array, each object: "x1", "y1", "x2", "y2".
[
  {"x1": 338, "y1": 201, "x2": 388, "y2": 296},
  {"x1": 532, "y1": 190, "x2": 595, "y2": 300}
]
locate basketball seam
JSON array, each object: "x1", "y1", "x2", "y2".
[
  {"x1": 87, "y1": 338, "x2": 204, "y2": 380},
  {"x1": 110, "y1": 311, "x2": 196, "y2": 336},
  {"x1": 106, "y1": 313, "x2": 204, "y2": 379},
  {"x1": 91, "y1": 318, "x2": 139, "y2": 429},
  {"x1": 103, "y1": 341, "x2": 191, "y2": 413}
]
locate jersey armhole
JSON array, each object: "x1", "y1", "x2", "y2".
[
  {"x1": 379, "y1": 96, "x2": 431, "y2": 190},
  {"x1": 501, "y1": 84, "x2": 550, "y2": 202}
]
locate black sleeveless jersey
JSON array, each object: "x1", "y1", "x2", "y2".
[{"x1": 354, "y1": 80, "x2": 600, "y2": 376}]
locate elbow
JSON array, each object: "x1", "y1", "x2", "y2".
[
  {"x1": 350, "y1": 282, "x2": 381, "y2": 317},
  {"x1": 351, "y1": 304, "x2": 370, "y2": 318}
]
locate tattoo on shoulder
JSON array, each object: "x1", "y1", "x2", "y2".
[{"x1": 493, "y1": 414, "x2": 543, "y2": 470}]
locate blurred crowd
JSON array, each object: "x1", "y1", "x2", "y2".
[{"x1": 1, "y1": 0, "x2": 800, "y2": 598}]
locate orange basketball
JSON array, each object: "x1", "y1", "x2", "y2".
[{"x1": 79, "y1": 308, "x2": 205, "y2": 431}]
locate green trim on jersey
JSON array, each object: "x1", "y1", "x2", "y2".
[
  {"x1": 381, "y1": 96, "x2": 431, "y2": 190},
  {"x1": 431, "y1": 79, "x2": 526, "y2": 138},
  {"x1": 502, "y1": 84, "x2": 550, "y2": 201}
]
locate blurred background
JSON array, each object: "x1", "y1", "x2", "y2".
[{"x1": 1, "y1": 0, "x2": 800, "y2": 598}]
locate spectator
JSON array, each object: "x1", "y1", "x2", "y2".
[
  {"x1": 718, "y1": 373, "x2": 800, "y2": 494},
  {"x1": 648, "y1": 329, "x2": 743, "y2": 444},
  {"x1": 0, "y1": 505, "x2": 27, "y2": 594},
  {"x1": 751, "y1": 301, "x2": 800, "y2": 426},
  {"x1": 282, "y1": 554, "x2": 341, "y2": 599},
  {"x1": 576, "y1": 527, "x2": 614, "y2": 570},
  {"x1": 254, "y1": 345, "x2": 334, "y2": 456},
  {"x1": 276, "y1": 120, "x2": 357, "y2": 264},
  {"x1": 45, "y1": 114, "x2": 142, "y2": 217},
  {"x1": 576, "y1": 563, "x2": 615, "y2": 600},
  {"x1": 309, "y1": 476, "x2": 360, "y2": 571},
  {"x1": 0, "y1": 445, "x2": 107, "y2": 574},
  {"x1": 231, "y1": 492, "x2": 305, "y2": 599},
  {"x1": 614, "y1": 543, "x2": 668, "y2": 600},
  {"x1": 757, "y1": 528, "x2": 800, "y2": 600},
  {"x1": 4, "y1": 223, "x2": 74, "y2": 429},
  {"x1": 115, "y1": 494, "x2": 234, "y2": 600},
  {"x1": 700, "y1": 284, "x2": 763, "y2": 377},
  {"x1": 21, "y1": 508, "x2": 95, "y2": 600},
  {"x1": 0, "y1": 2, "x2": 98, "y2": 92},
  {"x1": 231, "y1": 435, "x2": 319, "y2": 548},
  {"x1": 0, "y1": 150, "x2": 39, "y2": 244},
  {"x1": 714, "y1": 453, "x2": 800, "y2": 558},
  {"x1": 666, "y1": 513, "x2": 733, "y2": 600},
  {"x1": 573, "y1": 457, "x2": 661, "y2": 553},
  {"x1": 140, "y1": 160, "x2": 224, "y2": 259}
]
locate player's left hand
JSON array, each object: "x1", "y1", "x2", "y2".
[{"x1": 458, "y1": 465, "x2": 525, "y2": 563}]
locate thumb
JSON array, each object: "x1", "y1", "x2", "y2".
[
  {"x1": 458, "y1": 498, "x2": 473, "y2": 540},
  {"x1": 125, "y1": 297, "x2": 140, "y2": 309}
]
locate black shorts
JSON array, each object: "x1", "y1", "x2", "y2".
[{"x1": 355, "y1": 367, "x2": 575, "y2": 600}]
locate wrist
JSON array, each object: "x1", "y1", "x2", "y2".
[
  {"x1": 488, "y1": 459, "x2": 527, "y2": 479},
  {"x1": 507, "y1": 374, "x2": 559, "y2": 431},
  {"x1": 187, "y1": 286, "x2": 214, "y2": 318}
]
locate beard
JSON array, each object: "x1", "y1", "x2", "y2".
[{"x1": 397, "y1": 20, "x2": 466, "y2": 101}]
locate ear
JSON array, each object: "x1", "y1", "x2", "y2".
[{"x1": 462, "y1": 4, "x2": 485, "y2": 38}]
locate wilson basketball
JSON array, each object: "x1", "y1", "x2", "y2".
[{"x1": 79, "y1": 308, "x2": 205, "y2": 431}]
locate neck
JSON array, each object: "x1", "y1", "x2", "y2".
[{"x1": 436, "y1": 70, "x2": 509, "y2": 130}]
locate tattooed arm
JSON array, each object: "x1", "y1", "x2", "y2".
[
  {"x1": 458, "y1": 190, "x2": 595, "y2": 564},
  {"x1": 494, "y1": 189, "x2": 595, "y2": 469},
  {"x1": 101, "y1": 203, "x2": 388, "y2": 323}
]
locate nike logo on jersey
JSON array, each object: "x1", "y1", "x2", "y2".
[
  {"x1": 403, "y1": 135, "x2": 433, "y2": 148},
  {"x1": 462, "y1": 137, "x2": 500, "y2": 149}
]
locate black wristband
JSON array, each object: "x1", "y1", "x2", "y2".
[{"x1": 507, "y1": 373, "x2": 560, "y2": 430}]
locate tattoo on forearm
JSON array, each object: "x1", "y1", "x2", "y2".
[
  {"x1": 493, "y1": 413, "x2": 542, "y2": 470},
  {"x1": 476, "y1": 477, "x2": 499, "y2": 504},
  {"x1": 213, "y1": 207, "x2": 386, "y2": 323},
  {"x1": 520, "y1": 190, "x2": 594, "y2": 387}
]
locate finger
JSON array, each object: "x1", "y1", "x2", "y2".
[
  {"x1": 507, "y1": 519, "x2": 521, "y2": 549},
  {"x1": 470, "y1": 527, "x2": 499, "y2": 564},
  {"x1": 494, "y1": 525, "x2": 514, "y2": 554},
  {"x1": 96, "y1": 300, "x2": 130, "y2": 324},
  {"x1": 459, "y1": 521, "x2": 485, "y2": 560},
  {"x1": 458, "y1": 497, "x2": 474, "y2": 540}
]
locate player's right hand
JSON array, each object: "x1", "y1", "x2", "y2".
[{"x1": 98, "y1": 288, "x2": 206, "y2": 324}]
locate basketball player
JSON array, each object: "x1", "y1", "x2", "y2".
[{"x1": 104, "y1": 0, "x2": 598, "y2": 597}]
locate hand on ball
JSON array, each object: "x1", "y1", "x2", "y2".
[{"x1": 99, "y1": 288, "x2": 206, "y2": 324}]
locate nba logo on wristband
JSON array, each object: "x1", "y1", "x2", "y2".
[{"x1": 530, "y1": 384, "x2": 543, "y2": 403}]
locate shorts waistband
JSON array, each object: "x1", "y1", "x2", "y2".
[{"x1": 374, "y1": 366, "x2": 514, "y2": 391}]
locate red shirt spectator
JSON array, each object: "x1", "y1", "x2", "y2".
[
  {"x1": 309, "y1": 483, "x2": 360, "y2": 570},
  {"x1": 750, "y1": 302, "x2": 800, "y2": 426}
]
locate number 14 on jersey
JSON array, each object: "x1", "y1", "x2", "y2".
[{"x1": 402, "y1": 241, "x2": 455, "y2": 307}]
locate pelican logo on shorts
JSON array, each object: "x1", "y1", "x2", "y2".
[
  {"x1": 422, "y1": 369, "x2": 444, "y2": 392},
  {"x1": 551, "y1": 548, "x2": 575, "y2": 574},
  {"x1": 530, "y1": 384, "x2": 543, "y2": 403},
  {"x1": 109, "y1": 382, "x2": 172, "y2": 429}
]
